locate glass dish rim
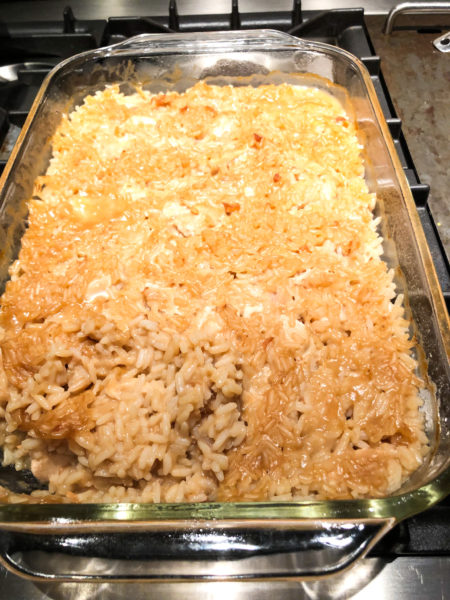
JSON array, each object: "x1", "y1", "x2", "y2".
[{"x1": 0, "y1": 465, "x2": 450, "y2": 524}]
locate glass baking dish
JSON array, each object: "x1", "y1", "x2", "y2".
[{"x1": 0, "y1": 30, "x2": 448, "y2": 583}]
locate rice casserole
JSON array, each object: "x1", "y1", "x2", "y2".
[{"x1": 0, "y1": 81, "x2": 429, "y2": 503}]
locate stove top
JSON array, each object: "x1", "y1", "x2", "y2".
[{"x1": 0, "y1": 2, "x2": 449, "y2": 598}]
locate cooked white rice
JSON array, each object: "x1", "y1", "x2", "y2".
[{"x1": 0, "y1": 82, "x2": 428, "y2": 503}]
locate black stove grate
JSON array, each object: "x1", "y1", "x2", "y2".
[{"x1": 0, "y1": 0, "x2": 449, "y2": 559}]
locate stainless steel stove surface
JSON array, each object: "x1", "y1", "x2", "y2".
[{"x1": 0, "y1": 1, "x2": 449, "y2": 598}]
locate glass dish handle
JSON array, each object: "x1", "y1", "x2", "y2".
[
  {"x1": 104, "y1": 30, "x2": 307, "y2": 53},
  {"x1": 0, "y1": 519, "x2": 393, "y2": 582}
]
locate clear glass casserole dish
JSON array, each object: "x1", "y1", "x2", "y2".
[{"x1": 0, "y1": 30, "x2": 448, "y2": 583}]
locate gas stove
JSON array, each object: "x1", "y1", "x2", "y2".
[{"x1": 0, "y1": 2, "x2": 449, "y2": 598}]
